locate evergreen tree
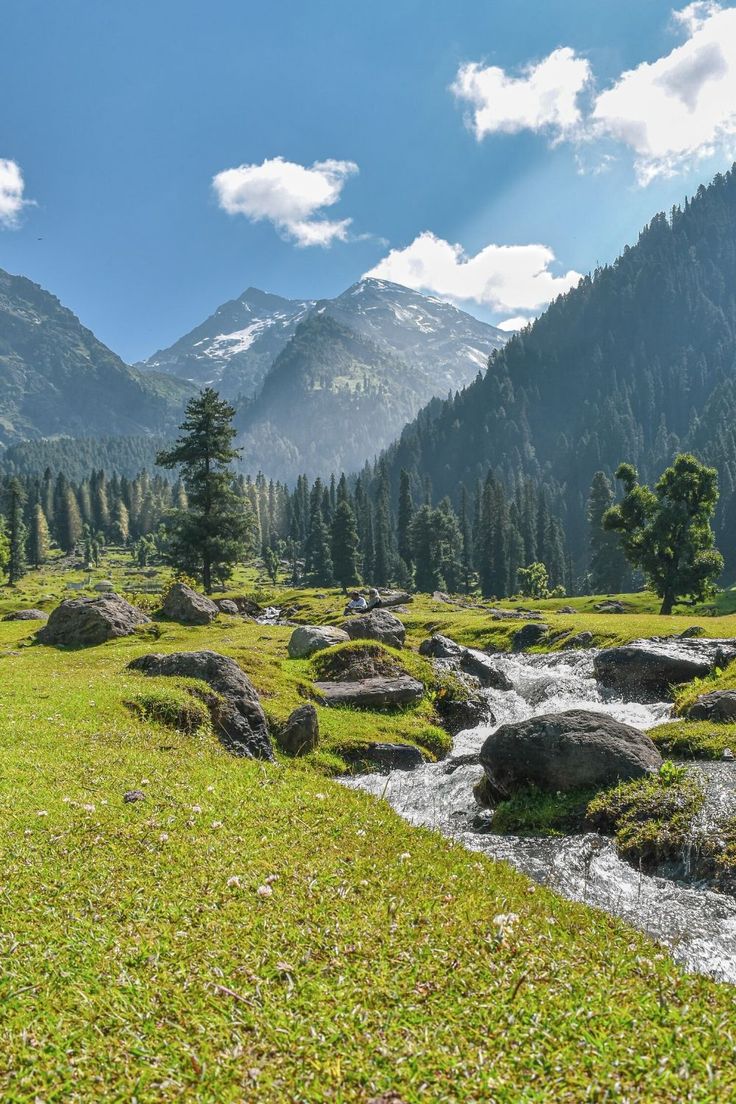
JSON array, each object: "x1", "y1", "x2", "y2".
[
  {"x1": 58, "y1": 487, "x2": 83, "y2": 553},
  {"x1": 304, "y1": 499, "x2": 334, "y2": 585},
  {"x1": 605, "y1": 454, "x2": 724, "y2": 614},
  {"x1": 397, "y1": 469, "x2": 414, "y2": 570},
  {"x1": 330, "y1": 499, "x2": 361, "y2": 591},
  {"x1": 156, "y1": 388, "x2": 253, "y2": 592},
  {"x1": 4, "y1": 478, "x2": 27, "y2": 583},
  {"x1": 587, "y1": 471, "x2": 629, "y2": 593},
  {"x1": 28, "y1": 503, "x2": 50, "y2": 568}
]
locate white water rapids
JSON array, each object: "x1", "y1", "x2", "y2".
[{"x1": 345, "y1": 650, "x2": 736, "y2": 983}]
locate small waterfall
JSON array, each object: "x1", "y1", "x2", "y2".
[{"x1": 345, "y1": 649, "x2": 736, "y2": 983}]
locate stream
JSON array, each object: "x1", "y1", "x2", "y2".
[{"x1": 345, "y1": 650, "x2": 736, "y2": 983}]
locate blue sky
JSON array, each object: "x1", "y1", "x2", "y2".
[{"x1": 2, "y1": 0, "x2": 736, "y2": 361}]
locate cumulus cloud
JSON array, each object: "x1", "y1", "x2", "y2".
[
  {"x1": 212, "y1": 156, "x2": 358, "y2": 247},
  {"x1": 365, "y1": 231, "x2": 581, "y2": 315},
  {"x1": 496, "y1": 315, "x2": 534, "y2": 332},
  {"x1": 0, "y1": 159, "x2": 30, "y2": 228},
  {"x1": 453, "y1": 3, "x2": 736, "y2": 184},
  {"x1": 452, "y1": 47, "x2": 592, "y2": 140},
  {"x1": 591, "y1": 2, "x2": 736, "y2": 183}
]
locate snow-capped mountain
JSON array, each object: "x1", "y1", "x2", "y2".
[
  {"x1": 141, "y1": 287, "x2": 315, "y2": 397},
  {"x1": 141, "y1": 278, "x2": 505, "y2": 403}
]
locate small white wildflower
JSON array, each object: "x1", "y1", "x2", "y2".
[
  {"x1": 36, "y1": 810, "x2": 48, "y2": 817},
  {"x1": 211, "y1": 820, "x2": 223, "y2": 829},
  {"x1": 206, "y1": 785, "x2": 215, "y2": 792},
  {"x1": 62, "y1": 796, "x2": 71, "y2": 804},
  {"x1": 493, "y1": 912, "x2": 520, "y2": 939},
  {"x1": 256, "y1": 884, "x2": 273, "y2": 898},
  {"x1": 24, "y1": 828, "x2": 32, "y2": 837},
  {"x1": 159, "y1": 832, "x2": 169, "y2": 843},
  {"x1": 315, "y1": 792, "x2": 326, "y2": 801},
  {"x1": 227, "y1": 875, "x2": 242, "y2": 888},
  {"x1": 191, "y1": 805, "x2": 202, "y2": 814},
  {"x1": 356, "y1": 829, "x2": 366, "y2": 837},
  {"x1": 82, "y1": 803, "x2": 96, "y2": 813},
  {"x1": 140, "y1": 778, "x2": 150, "y2": 787},
  {"x1": 265, "y1": 873, "x2": 279, "y2": 885},
  {"x1": 399, "y1": 852, "x2": 411, "y2": 862}
]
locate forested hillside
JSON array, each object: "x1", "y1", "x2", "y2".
[
  {"x1": 383, "y1": 167, "x2": 736, "y2": 574},
  {"x1": 0, "y1": 269, "x2": 191, "y2": 446}
]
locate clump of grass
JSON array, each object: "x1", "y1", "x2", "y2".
[
  {"x1": 492, "y1": 785, "x2": 600, "y2": 836},
  {"x1": 311, "y1": 640, "x2": 406, "y2": 682},
  {"x1": 587, "y1": 763, "x2": 704, "y2": 869},
  {"x1": 649, "y1": 719, "x2": 736, "y2": 759},
  {"x1": 125, "y1": 686, "x2": 210, "y2": 734}
]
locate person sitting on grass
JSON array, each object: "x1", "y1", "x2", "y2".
[
  {"x1": 365, "y1": 587, "x2": 382, "y2": 611},
  {"x1": 344, "y1": 591, "x2": 367, "y2": 615}
]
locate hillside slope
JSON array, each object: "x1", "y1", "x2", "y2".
[{"x1": 0, "y1": 268, "x2": 190, "y2": 447}]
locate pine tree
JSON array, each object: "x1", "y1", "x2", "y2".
[
  {"x1": 330, "y1": 499, "x2": 361, "y2": 591},
  {"x1": 58, "y1": 487, "x2": 83, "y2": 553},
  {"x1": 156, "y1": 388, "x2": 253, "y2": 592},
  {"x1": 4, "y1": 478, "x2": 27, "y2": 583},
  {"x1": 397, "y1": 469, "x2": 414, "y2": 570},
  {"x1": 28, "y1": 503, "x2": 50, "y2": 567},
  {"x1": 304, "y1": 499, "x2": 334, "y2": 585},
  {"x1": 587, "y1": 471, "x2": 629, "y2": 593}
]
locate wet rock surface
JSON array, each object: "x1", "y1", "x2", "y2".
[
  {"x1": 479, "y1": 708, "x2": 662, "y2": 801},
  {"x1": 594, "y1": 637, "x2": 736, "y2": 698},
  {"x1": 128, "y1": 650, "x2": 273, "y2": 760},
  {"x1": 37, "y1": 595, "x2": 150, "y2": 646},
  {"x1": 687, "y1": 690, "x2": 736, "y2": 723},
  {"x1": 343, "y1": 742, "x2": 425, "y2": 772},
  {"x1": 512, "y1": 622, "x2": 549, "y2": 651}
]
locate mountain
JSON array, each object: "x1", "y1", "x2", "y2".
[
  {"x1": 0, "y1": 268, "x2": 190, "y2": 448},
  {"x1": 379, "y1": 166, "x2": 736, "y2": 576},
  {"x1": 140, "y1": 287, "x2": 315, "y2": 397},
  {"x1": 232, "y1": 279, "x2": 506, "y2": 481}
]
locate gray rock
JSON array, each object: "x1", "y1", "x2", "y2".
[
  {"x1": 512, "y1": 623, "x2": 549, "y2": 652},
  {"x1": 3, "y1": 609, "x2": 48, "y2": 621},
  {"x1": 375, "y1": 590, "x2": 413, "y2": 608},
  {"x1": 557, "y1": 606, "x2": 577, "y2": 614},
  {"x1": 160, "y1": 583, "x2": 219, "y2": 625},
  {"x1": 277, "y1": 704, "x2": 319, "y2": 756},
  {"x1": 687, "y1": 690, "x2": 736, "y2": 723},
  {"x1": 123, "y1": 790, "x2": 146, "y2": 803},
  {"x1": 418, "y1": 634, "x2": 463, "y2": 659},
  {"x1": 479, "y1": 709, "x2": 661, "y2": 801},
  {"x1": 436, "y1": 693, "x2": 493, "y2": 736},
  {"x1": 344, "y1": 609, "x2": 406, "y2": 649},
  {"x1": 37, "y1": 595, "x2": 150, "y2": 646},
  {"x1": 287, "y1": 624, "x2": 350, "y2": 659},
  {"x1": 93, "y1": 580, "x2": 115, "y2": 592},
  {"x1": 314, "y1": 675, "x2": 424, "y2": 709},
  {"x1": 594, "y1": 638, "x2": 736, "y2": 699},
  {"x1": 127, "y1": 650, "x2": 273, "y2": 760},
  {"x1": 459, "y1": 648, "x2": 513, "y2": 690},
  {"x1": 594, "y1": 600, "x2": 626, "y2": 613},
  {"x1": 217, "y1": 599, "x2": 240, "y2": 615},
  {"x1": 680, "y1": 626, "x2": 705, "y2": 638},
  {"x1": 562, "y1": 631, "x2": 594, "y2": 650},
  {"x1": 342, "y1": 742, "x2": 425, "y2": 772}
]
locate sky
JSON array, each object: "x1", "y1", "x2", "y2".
[{"x1": 2, "y1": 0, "x2": 736, "y2": 362}]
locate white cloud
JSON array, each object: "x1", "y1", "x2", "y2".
[
  {"x1": 590, "y1": 1, "x2": 736, "y2": 183},
  {"x1": 212, "y1": 156, "x2": 358, "y2": 247},
  {"x1": 496, "y1": 315, "x2": 534, "y2": 332},
  {"x1": 365, "y1": 231, "x2": 581, "y2": 314},
  {"x1": 453, "y1": 3, "x2": 736, "y2": 184},
  {"x1": 0, "y1": 159, "x2": 29, "y2": 228},
  {"x1": 452, "y1": 47, "x2": 592, "y2": 140}
]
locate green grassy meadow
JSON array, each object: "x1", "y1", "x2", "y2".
[{"x1": 3, "y1": 557, "x2": 736, "y2": 1100}]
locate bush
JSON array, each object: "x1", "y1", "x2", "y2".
[{"x1": 125, "y1": 688, "x2": 210, "y2": 734}]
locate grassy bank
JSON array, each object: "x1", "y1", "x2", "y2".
[{"x1": 3, "y1": 558, "x2": 736, "y2": 1099}]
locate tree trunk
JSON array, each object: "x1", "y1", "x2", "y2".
[
  {"x1": 203, "y1": 559, "x2": 212, "y2": 594},
  {"x1": 659, "y1": 592, "x2": 674, "y2": 615}
]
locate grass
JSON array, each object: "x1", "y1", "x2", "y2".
[
  {"x1": 5, "y1": 556, "x2": 736, "y2": 1098},
  {"x1": 490, "y1": 785, "x2": 599, "y2": 836}
]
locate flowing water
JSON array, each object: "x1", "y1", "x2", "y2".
[{"x1": 345, "y1": 649, "x2": 736, "y2": 982}]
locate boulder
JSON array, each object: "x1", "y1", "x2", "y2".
[
  {"x1": 93, "y1": 580, "x2": 115, "y2": 592},
  {"x1": 436, "y1": 692, "x2": 493, "y2": 736},
  {"x1": 594, "y1": 600, "x2": 626, "y2": 613},
  {"x1": 37, "y1": 595, "x2": 150, "y2": 646},
  {"x1": 287, "y1": 624, "x2": 350, "y2": 659},
  {"x1": 160, "y1": 583, "x2": 219, "y2": 625},
  {"x1": 557, "y1": 605, "x2": 577, "y2": 614},
  {"x1": 512, "y1": 623, "x2": 549, "y2": 652},
  {"x1": 375, "y1": 590, "x2": 413, "y2": 608},
  {"x1": 686, "y1": 690, "x2": 736, "y2": 723},
  {"x1": 562, "y1": 631, "x2": 594, "y2": 650},
  {"x1": 313, "y1": 642, "x2": 402, "y2": 683},
  {"x1": 127, "y1": 650, "x2": 273, "y2": 760},
  {"x1": 217, "y1": 599, "x2": 240, "y2": 615},
  {"x1": 458, "y1": 649, "x2": 513, "y2": 691},
  {"x1": 594, "y1": 638, "x2": 736, "y2": 698},
  {"x1": 314, "y1": 675, "x2": 424, "y2": 709},
  {"x1": 344, "y1": 609, "x2": 406, "y2": 650},
  {"x1": 3, "y1": 609, "x2": 47, "y2": 622},
  {"x1": 419, "y1": 634, "x2": 463, "y2": 659},
  {"x1": 479, "y1": 709, "x2": 661, "y2": 802},
  {"x1": 342, "y1": 742, "x2": 425, "y2": 772},
  {"x1": 277, "y1": 704, "x2": 319, "y2": 755}
]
